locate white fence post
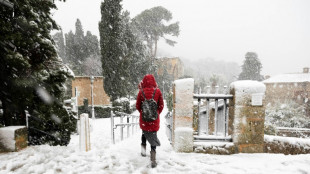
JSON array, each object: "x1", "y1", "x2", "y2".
[
  {"x1": 111, "y1": 111, "x2": 115, "y2": 144},
  {"x1": 120, "y1": 115, "x2": 124, "y2": 141},
  {"x1": 127, "y1": 115, "x2": 130, "y2": 138},
  {"x1": 79, "y1": 113, "x2": 91, "y2": 152}
]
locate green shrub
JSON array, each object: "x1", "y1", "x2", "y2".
[{"x1": 78, "y1": 106, "x2": 112, "y2": 118}]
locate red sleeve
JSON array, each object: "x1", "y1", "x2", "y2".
[
  {"x1": 157, "y1": 89, "x2": 164, "y2": 114},
  {"x1": 136, "y1": 90, "x2": 142, "y2": 113}
]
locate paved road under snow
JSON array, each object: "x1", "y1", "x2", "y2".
[{"x1": 1, "y1": 103, "x2": 310, "y2": 174}]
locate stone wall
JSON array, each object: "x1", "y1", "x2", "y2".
[
  {"x1": 72, "y1": 76, "x2": 110, "y2": 106},
  {"x1": 264, "y1": 135, "x2": 310, "y2": 154}
]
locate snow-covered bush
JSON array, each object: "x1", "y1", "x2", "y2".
[
  {"x1": 265, "y1": 100, "x2": 310, "y2": 134},
  {"x1": 0, "y1": 0, "x2": 76, "y2": 146},
  {"x1": 112, "y1": 98, "x2": 131, "y2": 114}
]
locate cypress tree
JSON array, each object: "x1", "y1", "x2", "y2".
[
  {"x1": 99, "y1": 1, "x2": 154, "y2": 100},
  {"x1": 99, "y1": 0, "x2": 124, "y2": 100}
]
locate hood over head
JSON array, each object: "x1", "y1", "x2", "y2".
[{"x1": 141, "y1": 74, "x2": 157, "y2": 88}]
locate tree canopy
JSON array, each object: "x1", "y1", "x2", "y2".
[{"x1": 132, "y1": 6, "x2": 180, "y2": 57}]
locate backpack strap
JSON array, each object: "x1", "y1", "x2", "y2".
[
  {"x1": 141, "y1": 88, "x2": 157, "y2": 100},
  {"x1": 141, "y1": 88, "x2": 147, "y2": 100},
  {"x1": 151, "y1": 88, "x2": 157, "y2": 99}
]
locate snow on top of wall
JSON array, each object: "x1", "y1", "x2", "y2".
[
  {"x1": 263, "y1": 73, "x2": 310, "y2": 83},
  {"x1": 0, "y1": 126, "x2": 25, "y2": 131},
  {"x1": 265, "y1": 135, "x2": 310, "y2": 148},
  {"x1": 230, "y1": 80, "x2": 266, "y2": 94},
  {"x1": 174, "y1": 78, "x2": 194, "y2": 90}
]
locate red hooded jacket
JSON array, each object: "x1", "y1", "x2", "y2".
[{"x1": 136, "y1": 74, "x2": 164, "y2": 132}]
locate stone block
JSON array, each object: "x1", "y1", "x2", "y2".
[
  {"x1": 174, "y1": 127, "x2": 193, "y2": 152},
  {"x1": 0, "y1": 126, "x2": 28, "y2": 152},
  {"x1": 234, "y1": 119, "x2": 264, "y2": 144},
  {"x1": 174, "y1": 116, "x2": 193, "y2": 128},
  {"x1": 237, "y1": 143, "x2": 264, "y2": 153}
]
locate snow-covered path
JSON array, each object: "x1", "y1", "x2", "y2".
[{"x1": 1, "y1": 103, "x2": 310, "y2": 174}]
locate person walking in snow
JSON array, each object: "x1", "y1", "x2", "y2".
[{"x1": 136, "y1": 74, "x2": 164, "y2": 168}]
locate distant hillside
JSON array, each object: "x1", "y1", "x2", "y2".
[{"x1": 181, "y1": 57, "x2": 241, "y2": 91}]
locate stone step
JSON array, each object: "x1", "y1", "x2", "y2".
[{"x1": 194, "y1": 141, "x2": 235, "y2": 155}]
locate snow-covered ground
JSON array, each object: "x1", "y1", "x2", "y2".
[{"x1": 1, "y1": 103, "x2": 310, "y2": 174}]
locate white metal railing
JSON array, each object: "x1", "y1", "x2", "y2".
[
  {"x1": 193, "y1": 86, "x2": 233, "y2": 141},
  {"x1": 111, "y1": 111, "x2": 139, "y2": 144}
]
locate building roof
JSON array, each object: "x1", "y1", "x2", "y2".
[
  {"x1": 263, "y1": 73, "x2": 310, "y2": 83},
  {"x1": 74, "y1": 76, "x2": 103, "y2": 78}
]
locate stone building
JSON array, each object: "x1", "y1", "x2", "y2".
[
  {"x1": 263, "y1": 67, "x2": 310, "y2": 106},
  {"x1": 71, "y1": 76, "x2": 110, "y2": 106},
  {"x1": 156, "y1": 57, "x2": 184, "y2": 80}
]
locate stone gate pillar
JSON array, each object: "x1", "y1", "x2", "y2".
[
  {"x1": 229, "y1": 80, "x2": 266, "y2": 153},
  {"x1": 172, "y1": 78, "x2": 194, "y2": 152}
]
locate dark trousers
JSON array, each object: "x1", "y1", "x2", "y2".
[{"x1": 141, "y1": 133, "x2": 156, "y2": 152}]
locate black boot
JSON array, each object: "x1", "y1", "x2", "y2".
[
  {"x1": 150, "y1": 151, "x2": 157, "y2": 168},
  {"x1": 141, "y1": 144, "x2": 146, "y2": 157}
]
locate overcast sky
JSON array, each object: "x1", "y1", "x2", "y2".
[{"x1": 52, "y1": 0, "x2": 310, "y2": 76}]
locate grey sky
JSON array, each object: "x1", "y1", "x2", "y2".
[{"x1": 52, "y1": 0, "x2": 310, "y2": 76}]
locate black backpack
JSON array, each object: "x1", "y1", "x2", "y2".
[{"x1": 141, "y1": 88, "x2": 158, "y2": 122}]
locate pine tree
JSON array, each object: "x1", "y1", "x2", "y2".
[
  {"x1": 84, "y1": 31, "x2": 100, "y2": 57},
  {"x1": 64, "y1": 31, "x2": 75, "y2": 65},
  {"x1": 60, "y1": 19, "x2": 100, "y2": 76},
  {"x1": 74, "y1": 19, "x2": 87, "y2": 64},
  {"x1": 238, "y1": 52, "x2": 263, "y2": 81},
  {"x1": 0, "y1": 0, "x2": 76, "y2": 145}
]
